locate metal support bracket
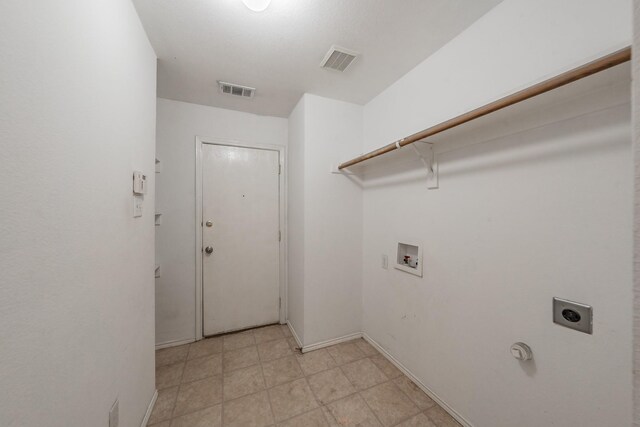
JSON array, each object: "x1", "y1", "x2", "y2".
[
  {"x1": 330, "y1": 163, "x2": 357, "y2": 175},
  {"x1": 412, "y1": 141, "x2": 438, "y2": 189},
  {"x1": 329, "y1": 162, "x2": 363, "y2": 187}
]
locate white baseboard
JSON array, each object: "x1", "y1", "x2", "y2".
[
  {"x1": 286, "y1": 321, "x2": 303, "y2": 349},
  {"x1": 302, "y1": 331, "x2": 362, "y2": 353},
  {"x1": 362, "y1": 333, "x2": 473, "y2": 427},
  {"x1": 155, "y1": 337, "x2": 195, "y2": 350},
  {"x1": 285, "y1": 322, "x2": 362, "y2": 353},
  {"x1": 140, "y1": 389, "x2": 158, "y2": 427}
]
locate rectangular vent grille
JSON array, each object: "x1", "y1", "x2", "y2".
[
  {"x1": 218, "y1": 81, "x2": 255, "y2": 98},
  {"x1": 320, "y1": 45, "x2": 358, "y2": 72}
]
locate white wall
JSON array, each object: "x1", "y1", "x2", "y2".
[
  {"x1": 155, "y1": 98, "x2": 288, "y2": 345},
  {"x1": 302, "y1": 95, "x2": 363, "y2": 345},
  {"x1": 0, "y1": 1, "x2": 157, "y2": 426},
  {"x1": 633, "y1": 1, "x2": 640, "y2": 424},
  {"x1": 361, "y1": 0, "x2": 632, "y2": 426},
  {"x1": 287, "y1": 98, "x2": 306, "y2": 342},
  {"x1": 287, "y1": 94, "x2": 363, "y2": 347},
  {"x1": 364, "y1": 0, "x2": 630, "y2": 149}
]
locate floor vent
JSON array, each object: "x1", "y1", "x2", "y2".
[
  {"x1": 218, "y1": 81, "x2": 255, "y2": 98},
  {"x1": 320, "y1": 45, "x2": 359, "y2": 72}
]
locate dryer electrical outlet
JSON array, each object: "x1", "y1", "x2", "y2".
[{"x1": 553, "y1": 297, "x2": 593, "y2": 334}]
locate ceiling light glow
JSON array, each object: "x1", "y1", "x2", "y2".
[{"x1": 241, "y1": 0, "x2": 272, "y2": 12}]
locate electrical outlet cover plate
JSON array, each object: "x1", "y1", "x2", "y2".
[{"x1": 553, "y1": 297, "x2": 592, "y2": 334}]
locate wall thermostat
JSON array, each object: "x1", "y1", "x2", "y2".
[{"x1": 133, "y1": 171, "x2": 147, "y2": 195}]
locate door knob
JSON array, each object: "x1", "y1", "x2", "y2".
[
  {"x1": 204, "y1": 246, "x2": 213, "y2": 254},
  {"x1": 205, "y1": 221, "x2": 213, "y2": 227}
]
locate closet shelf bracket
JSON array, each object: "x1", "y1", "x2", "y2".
[
  {"x1": 412, "y1": 141, "x2": 438, "y2": 189},
  {"x1": 330, "y1": 163, "x2": 358, "y2": 175}
]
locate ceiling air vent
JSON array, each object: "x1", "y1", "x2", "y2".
[
  {"x1": 320, "y1": 45, "x2": 359, "y2": 72},
  {"x1": 218, "y1": 81, "x2": 256, "y2": 99}
]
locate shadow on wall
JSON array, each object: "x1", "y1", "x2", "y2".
[
  {"x1": 350, "y1": 64, "x2": 630, "y2": 190},
  {"x1": 354, "y1": 102, "x2": 628, "y2": 190}
]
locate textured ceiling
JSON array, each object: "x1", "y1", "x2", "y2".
[{"x1": 133, "y1": 0, "x2": 502, "y2": 117}]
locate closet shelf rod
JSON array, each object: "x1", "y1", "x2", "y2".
[{"x1": 338, "y1": 46, "x2": 631, "y2": 170}]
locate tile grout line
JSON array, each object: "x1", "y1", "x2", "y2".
[
  {"x1": 331, "y1": 341, "x2": 421, "y2": 427},
  {"x1": 264, "y1": 373, "x2": 278, "y2": 426},
  {"x1": 392, "y1": 377, "x2": 432, "y2": 420},
  {"x1": 273, "y1": 405, "x2": 332, "y2": 426},
  {"x1": 304, "y1": 375, "x2": 322, "y2": 408},
  {"x1": 331, "y1": 349, "x2": 387, "y2": 427},
  {"x1": 170, "y1": 352, "x2": 190, "y2": 420},
  {"x1": 167, "y1": 365, "x2": 184, "y2": 421},
  {"x1": 223, "y1": 329, "x2": 283, "y2": 425},
  {"x1": 319, "y1": 404, "x2": 335, "y2": 426},
  {"x1": 270, "y1": 327, "x2": 313, "y2": 425},
  {"x1": 359, "y1": 377, "x2": 422, "y2": 426},
  {"x1": 256, "y1": 362, "x2": 271, "y2": 423},
  {"x1": 153, "y1": 329, "x2": 274, "y2": 426},
  {"x1": 159, "y1": 341, "x2": 302, "y2": 402},
  {"x1": 358, "y1": 388, "x2": 387, "y2": 427},
  {"x1": 358, "y1": 376, "x2": 433, "y2": 427},
  {"x1": 263, "y1": 338, "x2": 333, "y2": 425},
  {"x1": 157, "y1": 334, "x2": 441, "y2": 427}
]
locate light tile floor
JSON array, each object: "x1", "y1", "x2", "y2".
[{"x1": 151, "y1": 325, "x2": 461, "y2": 427}]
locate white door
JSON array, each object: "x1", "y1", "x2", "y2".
[{"x1": 202, "y1": 143, "x2": 280, "y2": 336}]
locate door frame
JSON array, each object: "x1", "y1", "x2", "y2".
[{"x1": 195, "y1": 136, "x2": 287, "y2": 340}]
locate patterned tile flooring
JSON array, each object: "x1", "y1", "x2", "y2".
[{"x1": 150, "y1": 325, "x2": 461, "y2": 427}]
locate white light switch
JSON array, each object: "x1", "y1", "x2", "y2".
[
  {"x1": 381, "y1": 254, "x2": 388, "y2": 269},
  {"x1": 133, "y1": 196, "x2": 143, "y2": 218}
]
